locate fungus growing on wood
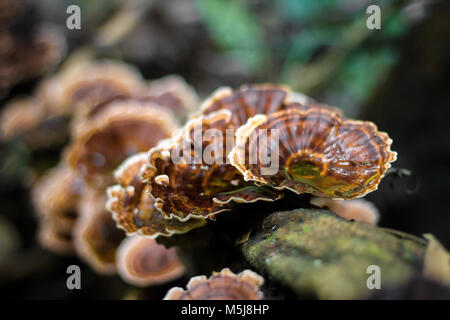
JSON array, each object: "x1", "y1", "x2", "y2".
[
  {"x1": 32, "y1": 164, "x2": 84, "y2": 233},
  {"x1": 73, "y1": 188, "x2": 125, "y2": 274},
  {"x1": 106, "y1": 153, "x2": 206, "y2": 237},
  {"x1": 59, "y1": 60, "x2": 144, "y2": 116},
  {"x1": 65, "y1": 100, "x2": 177, "y2": 186},
  {"x1": 116, "y1": 235, "x2": 185, "y2": 286},
  {"x1": 145, "y1": 110, "x2": 282, "y2": 221},
  {"x1": 142, "y1": 75, "x2": 199, "y2": 119},
  {"x1": 36, "y1": 220, "x2": 74, "y2": 255},
  {"x1": 164, "y1": 268, "x2": 264, "y2": 300},
  {"x1": 230, "y1": 107, "x2": 396, "y2": 199},
  {"x1": 0, "y1": 97, "x2": 45, "y2": 141}
]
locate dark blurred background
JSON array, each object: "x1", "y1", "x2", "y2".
[{"x1": 0, "y1": 0, "x2": 449, "y2": 299}]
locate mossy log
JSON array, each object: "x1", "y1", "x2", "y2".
[{"x1": 241, "y1": 208, "x2": 427, "y2": 299}]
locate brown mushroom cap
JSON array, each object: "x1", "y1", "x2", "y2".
[
  {"x1": 106, "y1": 153, "x2": 206, "y2": 237},
  {"x1": 144, "y1": 84, "x2": 337, "y2": 221},
  {"x1": 145, "y1": 111, "x2": 282, "y2": 221},
  {"x1": 310, "y1": 197, "x2": 379, "y2": 225},
  {"x1": 164, "y1": 268, "x2": 264, "y2": 300},
  {"x1": 59, "y1": 60, "x2": 144, "y2": 116},
  {"x1": 142, "y1": 75, "x2": 199, "y2": 119},
  {"x1": 73, "y1": 187, "x2": 125, "y2": 274},
  {"x1": 0, "y1": 97, "x2": 45, "y2": 141},
  {"x1": 36, "y1": 219, "x2": 74, "y2": 255},
  {"x1": 230, "y1": 107, "x2": 397, "y2": 199},
  {"x1": 31, "y1": 164, "x2": 83, "y2": 232},
  {"x1": 116, "y1": 235, "x2": 185, "y2": 286},
  {"x1": 65, "y1": 100, "x2": 177, "y2": 186},
  {"x1": 34, "y1": 76, "x2": 65, "y2": 117}
]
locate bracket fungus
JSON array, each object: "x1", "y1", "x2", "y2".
[
  {"x1": 116, "y1": 235, "x2": 185, "y2": 287},
  {"x1": 32, "y1": 164, "x2": 84, "y2": 232},
  {"x1": 142, "y1": 75, "x2": 199, "y2": 120},
  {"x1": 59, "y1": 60, "x2": 144, "y2": 117},
  {"x1": 74, "y1": 188, "x2": 125, "y2": 274},
  {"x1": 36, "y1": 220, "x2": 74, "y2": 255},
  {"x1": 144, "y1": 85, "x2": 306, "y2": 221},
  {"x1": 0, "y1": 97, "x2": 46, "y2": 141},
  {"x1": 65, "y1": 100, "x2": 178, "y2": 186},
  {"x1": 164, "y1": 268, "x2": 264, "y2": 300},
  {"x1": 144, "y1": 83, "x2": 394, "y2": 221},
  {"x1": 106, "y1": 153, "x2": 206, "y2": 237},
  {"x1": 31, "y1": 164, "x2": 84, "y2": 254},
  {"x1": 230, "y1": 106, "x2": 397, "y2": 199},
  {"x1": 145, "y1": 114, "x2": 282, "y2": 221}
]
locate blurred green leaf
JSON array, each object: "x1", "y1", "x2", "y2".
[
  {"x1": 275, "y1": 0, "x2": 337, "y2": 22},
  {"x1": 195, "y1": 0, "x2": 268, "y2": 71},
  {"x1": 325, "y1": 48, "x2": 397, "y2": 116}
]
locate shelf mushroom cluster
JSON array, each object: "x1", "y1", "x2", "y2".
[
  {"x1": 31, "y1": 60, "x2": 197, "y2": 283},
  {"x1": 112, "y1": 84, "x2": 396, "y2": 236},
  {"x1": 23, "y1": 60, "x2": 395, "y2": 293}
]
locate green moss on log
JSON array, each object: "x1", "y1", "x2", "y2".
[{"x1": 241, "y1": 208, "x2": 426, "y2": 299}]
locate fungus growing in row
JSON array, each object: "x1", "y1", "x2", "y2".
[
  {"x1": 59, "y1": 60, "x2": 144, "y2": 117},
  {"x1": 142, "y1": 75, "x2": 199, "y2": 120},
  {"x1": 145, "y1": 109, "x2": 282, "y2": 221},
  {"x1": 32, "y1": 164, "x2": 84, "y2": 232},
  {"x1": 143, "y1": 84, "x2": 346, "y2": 221},
  {"x1": 37, "y1": 219, "x2": 74, "y2": 255},
  {"x1": 106, "y1": 153, "x2": 206, "y2": 237},
  {"x1": 164, "y1": 268, "x2": 264, "y2": 300},
  {"x1": 0, "y1": 97, "x2": 45, "y2": 141},
  {"x1": 73, "y1": 188, "x2": 125, "y2": 274},
  {"x1": 116, "y1": 235, "x2": 185, "y2": 286},
  {"x1": 65, "y1": 100, "x2": 178, "y2": 186},
  {"x1": 230, "y1": 107, "x2": 397, "y2": 199},
  {"x1": 144, "y1": 84, "x2": 311, "y2": 221},
  {"x1": 310, "y1": 197, "x2": 379, "y2": 225}
]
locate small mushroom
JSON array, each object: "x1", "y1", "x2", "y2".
[
  {"x1": 116, "y1": 235, "x2": 185, "y2": 286},
  {"x1": 310, "y1": 197, "x2": 379, "y2": 225},
  {"x1": 73, "y1": 187, "x2": 125, "y2": 274},
  {"x1": 230, "y1": 107, "x2": 397, "y2": 199},
  {"x1": 164, "y1": 268, "x2": 264, "y2": 300},
  {"x1": 106, "y1": 153, "x2": 206, "y2": 237}
]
